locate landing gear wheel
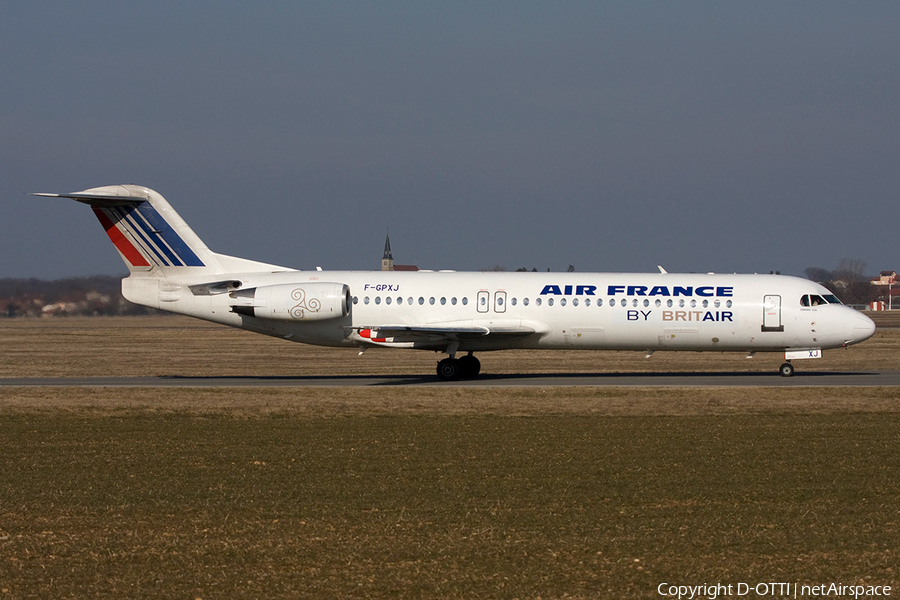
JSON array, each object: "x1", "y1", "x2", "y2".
[
  {"x1": 457, "y1": 354, "x2": 481, "y2": 379},
  {"x1": 437, "y1": 358, "x2": 460, "y2": 381},
  {"x1": 779, "y1": 362, "x2": 795, "y2": 377}
]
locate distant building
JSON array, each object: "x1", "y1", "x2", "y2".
[
  {"x1": 873, "y1": 271, "x2": 897, "y2": 286},
  {"x1": 381, "y1": 232, "x2": 419, "y2": 272},
  {"x1": 382, "y1": 232, "x2": 394, "y2": 271},
  {"x1": 870, "y1": 270, "x2": 899, "y2": 310}
]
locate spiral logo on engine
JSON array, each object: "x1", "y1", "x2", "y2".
[{"x1": 290, "y1": 288, "x2": 321, "y2": 319}]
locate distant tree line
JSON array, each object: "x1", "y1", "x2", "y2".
[
  {"x1": 804, "y1": 258, "x2": 878, "y2": 306},
  {"x1": 1, "y1": 276, "x2": 164, "y2": 318},
  {"x1": 487, "y1": 266, "x2": 576, "y2": 272}
]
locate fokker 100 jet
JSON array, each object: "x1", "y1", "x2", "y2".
[{"x1": 34, "y1": 185, "x2": 877, "y2": 380}]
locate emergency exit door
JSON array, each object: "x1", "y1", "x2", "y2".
[
  {"x1": 476, "y1": 290, "x2": 507, "y2": 313},
  {"x1": 494, "y1": 291, "x2": 507, "y2": 313},
  {"x1": 477, "y1": 290, "x2": 490, "y2": 313},
  {"x1": 762, "y1": 295, "x2": 784, "y2": 332}
]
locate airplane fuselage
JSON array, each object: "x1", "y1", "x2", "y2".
[{"x1": 127, "y1": 269, "x2": 874, "y2": 354}]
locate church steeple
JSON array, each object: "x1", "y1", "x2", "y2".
[{"x1": 382, "y1": 231, "x2": 394, "y2": 271}]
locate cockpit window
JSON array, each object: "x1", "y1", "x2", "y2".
[
  {"x1": 823, "y1": 294, "x2": 842, "y2": 305},
  {"x1": 801, "y1": 294, "x2": 829, "y2": 307}
]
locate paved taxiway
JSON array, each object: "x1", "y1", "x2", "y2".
[{"x1": 2, "y1": 371, "x2": 898, "y2": 387}]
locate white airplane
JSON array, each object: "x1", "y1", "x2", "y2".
[{"x1": 34, "y1": 185, "x2": 877, "y2": 380}]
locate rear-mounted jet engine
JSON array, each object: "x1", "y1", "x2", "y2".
[{"x1": 230, "y1": 283, "x2": 351, "y2": 321}]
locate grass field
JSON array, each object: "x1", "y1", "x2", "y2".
[
  {"x1": 1, "y1": 315, "x2": 899, "y2": 599},
  {"x1": 1, "y1": 313, "x2": 898, "y2": 378}
]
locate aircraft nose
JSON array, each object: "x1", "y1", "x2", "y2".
[{"x1": 847, "y1": 311, "x2": 876, "y2": 345}]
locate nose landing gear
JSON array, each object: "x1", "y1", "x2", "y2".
[{"x1": 779, "y1": 362, "x2": 795, "y2": 377}]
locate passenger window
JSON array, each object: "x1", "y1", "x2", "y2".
[
  {"x1": 597, "y1": 298, "x2": 603, "y2": 307},
  {"x1": 560, "y1": 298, "x2": 566, "y2": 306},
  {"x1": 440, "y1": 297, "x2": 446, "y2": 305},
  {"x1": 655, "y1": 299, "x2": 662, "y2": 308},
  {"x1": 536, "y1": 298, "x2": 542, "y2": 306},
  {"x1": 585, "y1": 298, "x2": 591, "y2": 306},
  {"x1": 523, "y1": 298, "x2": 529, "y2": 306},
  {"x1": 418, "y1": 297, "x2": 424, "y2": 305},
  {"x1": 375, "y1": 297, "x2": 381, "y2": 305},
  {"x1": 429, "y1": 297, "x2": 436, "y2": 305},
  {"x1": 462, "y1": 297, "x2": 468, "y2": 305},
  {"x1": 451, "y1": 297, "x2": 457, "y2": 305},
  {"x1": 511, "y1": 298, "x2": 517, "y2": 306},
  {"x1": 385, "y1": 297, "x2": 391, "y2": 305},
  {"x1": 408, "y1": 297, "x2": 413, "y2": 305},
  {"x1": 353, "y1": 296, "x2": 359, "y2": 304},
  {"x1": 643, "y1": 299, "x2": 650, "y2": 308},
  {"x1": 572, "y1": 298, "x2": 579, "y2": 306},
  {"x1": 364, "y1": 297, "x2": 370, "y2": 305},
  {"x1": 548, "y1": 298, "x2": 554, "y2": 306},
  {"x1": 610, "y1": 299, "x2": 616, "y2": 307}
]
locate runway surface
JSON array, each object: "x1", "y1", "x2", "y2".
[{"x1": 2, "y1": 371, "x2": 898, "y2": 387}]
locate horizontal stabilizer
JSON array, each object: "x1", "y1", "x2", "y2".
[{"x1": 31, "y1": 191, "x2": 147, "y2": 208}]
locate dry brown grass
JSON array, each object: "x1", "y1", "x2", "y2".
[
  {"x1": 1, "y1": 400, "x2": 898, "y2": 599},
  {"x1": 868, "y1": 310, "x2": 900, "y2": 328},
  {"x1": 1, "y1": 314, "x2": 897, "y2": 378},
  {"x1": 1, "y1": 316, "x2": 898, "y2": 599},
  {"x1": 2, "y1": 386, "x2": 900, "y2": 417}
]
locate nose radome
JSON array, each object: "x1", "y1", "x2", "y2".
[{"x1": 849, "y1": 312, "x2": 876, "y2": 345}]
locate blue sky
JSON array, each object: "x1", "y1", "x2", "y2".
[{"x1": 2, "y1": 2, "x2": 898, "y2": 279}]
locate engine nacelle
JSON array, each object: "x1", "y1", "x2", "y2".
[{"x1": 230, "y1": 282, "x2": 351, "y2": 321}]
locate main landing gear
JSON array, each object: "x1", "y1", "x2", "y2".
[
  {"x1": 779, "y1": 362, "x2": 795, "y2": 377},
  {"x1": 437, "y1": 352, "x2": 481, "y2": 381}
]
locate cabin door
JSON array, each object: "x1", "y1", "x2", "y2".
[{"x1": 762, "y1": 295, "x2": 784, "y2": 332}]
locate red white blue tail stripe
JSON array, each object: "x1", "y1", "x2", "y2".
[{"x1": 93, "y1": 202, "x2": 205, "y2": 268}]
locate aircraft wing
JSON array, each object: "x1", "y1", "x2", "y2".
[
  {"x1": 344, "y1": 319, "x2": 550, "y2": 350},
  {"x1": 348, "y1": 324, "x2": 538, "y2": 339}
]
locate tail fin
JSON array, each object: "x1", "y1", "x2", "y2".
[{"x1": 34, "y1": 185, "x2": 218, "y2": 273}]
